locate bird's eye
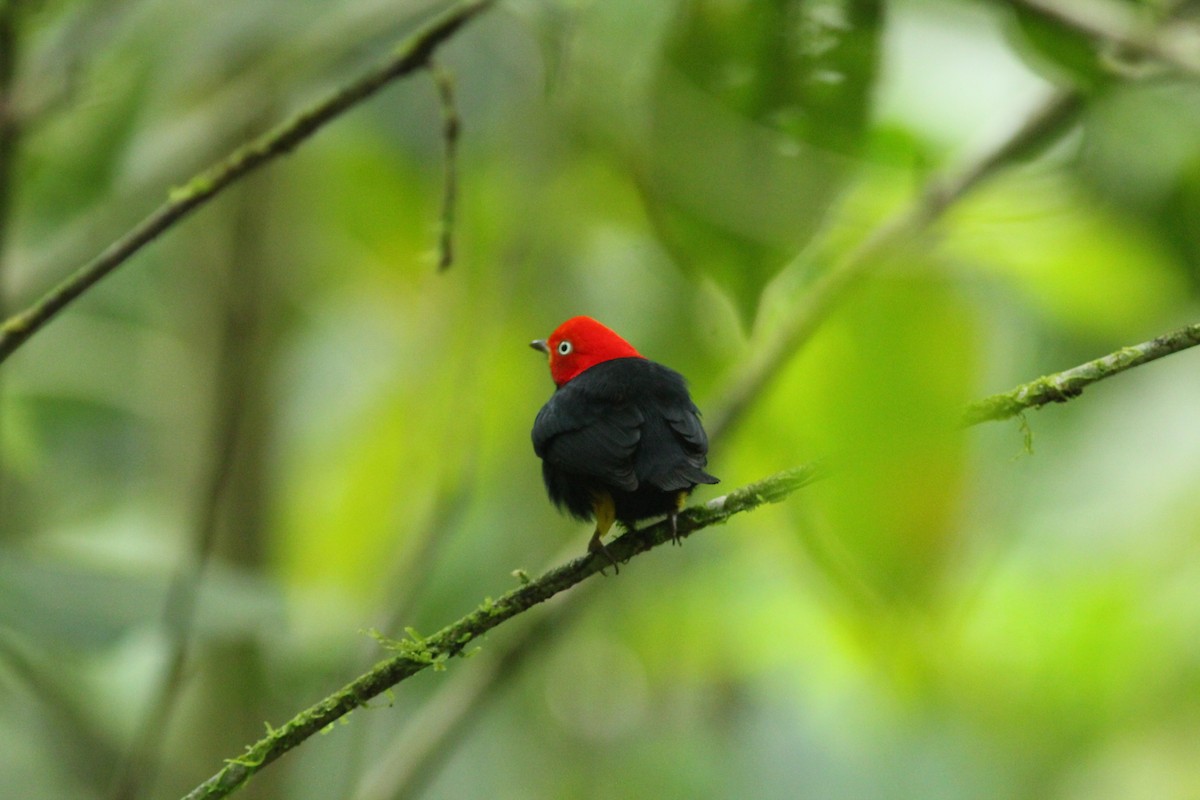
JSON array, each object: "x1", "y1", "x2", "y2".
[{"x1": 557, "y1": 340, "x2": 572, "y2": 356}]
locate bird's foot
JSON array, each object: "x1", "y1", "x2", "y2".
[
  {"x1": 588, "y1": 532, "x2": 620, "y2": 576},
  {"x1": 668, "y1": 511, "x2": 682, "y2": 546}
]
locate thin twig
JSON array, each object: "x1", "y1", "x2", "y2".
[
  {"x1": 429, "y1": 59, "x2": 460, "y2": 271},
  {"x1": 177, "y1": 462, "x2": 826, "y2": 800},
  {"x1": 705, "y1": 89, "x2": 1083, "y2": 442},
  {"x1": 0, "y1": 0, "x2": 494, "y2": 365},
  {"x1": 963, "y1": 320, "x2": 1200, "y2": 425}
]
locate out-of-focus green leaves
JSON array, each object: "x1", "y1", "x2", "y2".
[
  {"x1": 946, "y1": 170, "x2": 1186, "y2": 335},
  {"x1": 1076, "y1": 82, "x2": 1200, "y2": 289},
  {"x1": 19, "y1": 54, "x2": 150, "y2": 237},
  {"x1": 0, "y1": 549, "x2": 283, "y2": 650},
  {"x1": 743, "y1": 271, "x2": 976, "y2": 605},
  {"x1": 1001, "y1": 0, "x2": 1109, "y2": 90},
  {"x1": 643, "y1": 0, "x2": 881, "y2": 326},
  {"x1": 1079, "y1": 83, "x2": 1200, "y2": 208},
  {"x1": 6, "y1": 1, "x2": 1200, "y2": 799},
  {"x1": 0, "y1": 394, "x2": 38, "y2": 480},
  {"x1": 1157, "y1": 157, "x2": 1200, "y2": 290},
  {"x1": 659, "y1": 0, "x2": 881, "y2": 154}
]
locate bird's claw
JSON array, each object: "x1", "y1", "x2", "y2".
[{"x1": 588, "y1": 536, "x2": 620, "y2": 575}]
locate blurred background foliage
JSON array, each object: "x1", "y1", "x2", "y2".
[{"x1": 2, "y1": 0, "x2": 1200, "y2": 798}]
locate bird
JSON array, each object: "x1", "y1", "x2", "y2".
[{"x1": 530, "y1": 316, "x2": 719, "y2": 570}]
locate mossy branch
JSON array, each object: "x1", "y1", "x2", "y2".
[
  {"x1": 0, "y1": 0, "x2": 494, "y2": 366},
  {"x1": 178, "y1": 462, "x2": 825, "y2": 800},
  {"x1": 963, "y1": 320, "x2": 1200, "y2": 425}
]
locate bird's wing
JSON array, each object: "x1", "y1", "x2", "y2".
[
  {"x1": 532, "y1": 382, "x2": 644, "y2": 492},
  {"x1": 662, "y1": 402, "x2": 710, "y2": 458},
  {"x1": 637, "y1": 403, "x2": 720, "y2": 491}
]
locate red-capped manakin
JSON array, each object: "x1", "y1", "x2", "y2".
[{"x1": 531, "y1": 316, "x2": 719, "y2": 570}]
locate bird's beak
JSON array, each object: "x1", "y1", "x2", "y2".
[{"x1": 530, "y1": 339, "x2": 549, "y2": 354}]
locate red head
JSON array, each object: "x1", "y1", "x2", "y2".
[{"x1": 531, "y1": 316, "x2": 643, "y2": 387}]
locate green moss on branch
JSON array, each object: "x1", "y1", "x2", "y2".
[
  {"x1": 178, "y1": 462, "x2": 825, "y2": 800},
  {"x1": 963, "y1": 321, "x2": 1200, "y2": 425}
]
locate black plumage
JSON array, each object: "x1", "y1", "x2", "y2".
[{"x1": 532, "y1": 356, "x2": 718, "y2": 563}]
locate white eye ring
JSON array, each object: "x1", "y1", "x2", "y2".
[{"x1": 557, "y1": 340, "x2": 572, "y2": 356}]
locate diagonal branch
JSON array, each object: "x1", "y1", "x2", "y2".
[
  {"x1": 347, "y1": 89, "x2": 1090, "y2": 800},
  {"x1": 0, "y1": 0, "x2": 495, "y2": 366},
  {"x1": 352, "y1": 593, "x2": 589, "y2": 800},
  {"x1": 177, "y1": 310, "x2": 1200, "y2": 800},
  {"x1": 707, "y1": 0, "x2": 1200, "y2": 443},
  {"x1": 963, "y1": 319, "x2": 1200, "y2": 425},
  {"x1": 705, "y1": 88, "x2": 1083, "y2": 442},
  {"x1": 178, "y1": 462, "x2": 826, "y2": 800}
]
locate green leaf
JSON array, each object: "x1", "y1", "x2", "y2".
[
  {"x1": 1003, "y1": 2, "x2": 1109, "y2": 90},
  {"x1": 644, "y1": 0, "x2": 881, "y2": 327},
  {"x1": 1074, "y1": 83, "x2": 1200, "y2": 291}
]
